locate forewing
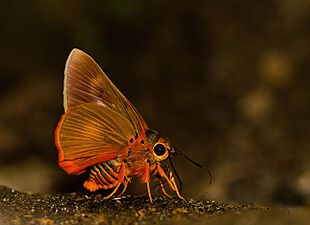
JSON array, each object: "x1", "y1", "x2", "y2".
[
  {"x1": 64, "y1": 48, "x2": 149, "y2": 138},
  {"x1": 55, "y1": 103, "x2": 136, "y2": 175}
]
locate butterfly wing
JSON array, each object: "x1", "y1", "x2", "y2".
[
  {"x1": 63, "y1": 48, "x2": 149, "y2": 138},
  {"x1": 55, "y1": 103, "x2": 136, "y2": 174}
]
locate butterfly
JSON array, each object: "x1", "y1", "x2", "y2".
[{"x1": 55, "y1": 49, "x2": 185, "y2": 203}]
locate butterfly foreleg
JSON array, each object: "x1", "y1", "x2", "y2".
[
  {"x1": 159, "y1": 180, "x2": 172, "y2": 198},
  {"x1": 156, "y1": 163, "x2": 186, "y2": 201},
  {"x1": 169, "y1": 171, "x2": 186, "y2": 201},
  {"x1": 156, "y1": 163, "x2": 175, "y2": 191}
]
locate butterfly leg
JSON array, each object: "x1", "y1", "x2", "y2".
[
  {"x1": 102, "y1": 183, "x2": 121, "y2": 200},
  {"x1": 117, "y1": 177, "x2": 131, "y2": 197},
  {"x1": 146, "y1": 181, "x2": 153, "y2": 203},
  {"x1": 141, "y1": 161, "x2": 153, "y2": 203},
  {"x1": 157, "y1": 163, "x2": 185, "y2": 201},
  {"x1": 169, "y1": 171, "x2": 186, "y2": 201},
  {"x1": 156, "y1": 164, "x2": 175, "y2": 191},
  {"x1": 103, "y1": 163, "x2": 126, "y2": 200},
  {"x1": 159, "y1": 180, "x2": 172, "y2": 198}
]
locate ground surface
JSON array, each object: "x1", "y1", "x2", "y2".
[{"x1": 0, "y1": 185, "x2": 308, "y2": 225}]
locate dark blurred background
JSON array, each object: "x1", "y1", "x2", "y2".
[{"x1": 0, "y1": 1, "x2": 309, "y2": 207}]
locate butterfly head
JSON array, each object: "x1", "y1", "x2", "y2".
[
  {"x1": 146, "y1": 130, "x2": 175, "y2": 163},
  {"x1": 146, "y1": 130, "x2": 182, "y2": 190},
  {"x1": 152, "y1": 137, "x2": 176, "y2": 162}
]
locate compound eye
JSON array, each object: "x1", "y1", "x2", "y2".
[{"x1": 153, "y1": 144, "x2": 166, "y2": 156}]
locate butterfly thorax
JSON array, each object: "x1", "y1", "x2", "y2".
[{"x1": 124, "y1": 130, "x2": 161, "y2": 179}]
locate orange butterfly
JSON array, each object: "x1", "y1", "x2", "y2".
[{"x1": 55, "y1": 49, "x2": 184, "y2": 203}]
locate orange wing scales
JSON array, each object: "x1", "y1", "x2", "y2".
[
  {"x1": 64, "y1": 48, "x2": 149, "y2": 137},
  {"x1": 56, "y1": 103, "x2": 137, "y2": 174}
]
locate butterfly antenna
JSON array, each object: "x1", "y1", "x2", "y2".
[
  {"x1": 174, "y1": 148, "x2": 213, "y2": 185},
  {"x1": 174, "y1": 148, "x2": 205, "y2": 168},
  {"x1": 168, "y1": 156, "x2": 183, "y2": 191}
]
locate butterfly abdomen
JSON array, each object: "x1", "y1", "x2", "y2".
[{"x1": 83, "y1": 161, "x2": 121, "y2": 192}]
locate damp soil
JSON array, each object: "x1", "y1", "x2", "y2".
[{"x1": 0, "y1": 185, "x2": 307, "y2": 225}]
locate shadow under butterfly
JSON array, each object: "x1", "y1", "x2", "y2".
[{"x1": 55, "y1": 49, "x2": 210, "y2": 203}]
